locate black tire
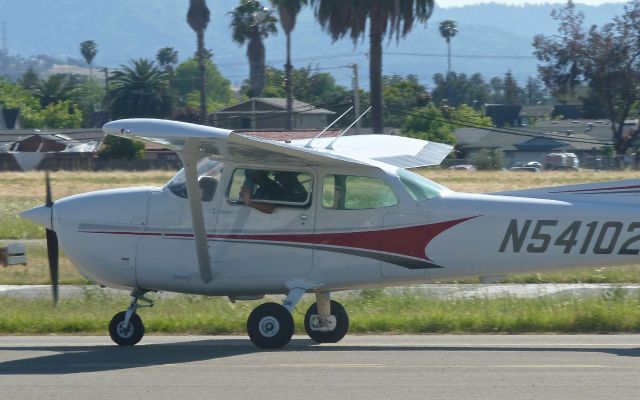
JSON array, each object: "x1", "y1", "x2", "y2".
[
  {"x1": 304, "y1": 300, "x2": 349, "y2": 343},
  {"x1": 247, "y1": 302, "x2": 294, "y2": 349},
  {"x1": 109, "y1": 311, "x2": 145, "y2": 346}
]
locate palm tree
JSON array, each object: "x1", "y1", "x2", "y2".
[
  {"x1": 313, "y1": 0, "x2": 434, "y2": 134},
  {"x1": 230, "y1": 0, "x2": 277, "y2": 97},
  {"x1": 156, "y1": 47, "x2": 179, "y2": 74},
  {"x1": 80, "y1": 40, "x2": 98, "y2": 79},
  {"x1": 108, "y1": 59, "x2": 172, "y2": 119},
  {"x1": 270, "y1": 0, "x2": 307, "y2": 130},
  {"x1": 33, "y1": 74, "x2": 78, "y2": 108},
  {"x1": 187, "y1": 0, "x2": 211, "y2": 124},
  {"x1": 439, "y1": 20, "x2": 457, "y2": 74}
]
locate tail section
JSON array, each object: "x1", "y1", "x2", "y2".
[{"x1": 493, "y1": 179, "x2": 640, "y2": 206}]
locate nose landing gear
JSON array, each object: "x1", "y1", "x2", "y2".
[{"x1": 109, "y1": 290, "x2": 153, "y2": 346}]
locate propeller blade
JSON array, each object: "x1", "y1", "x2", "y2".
[
  {"x1": 45, "y1": 171, "x2": 53, "y2": 207},
  {"x1": 46, "y1": 228, "x2": 59, "y2": 305},
  {"x1": 45, "y1": 171, "x2": 58, "y2": 305}
]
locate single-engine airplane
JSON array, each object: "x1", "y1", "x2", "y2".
[{"x1": 20, "y1": 118, "x2": 640, "y2": 348}]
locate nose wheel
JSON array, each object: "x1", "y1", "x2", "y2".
[
  {"x1": 109, "y1": 290, "x2": 153, "y2": 346},
  {"x1": 109, "y1": 311, "x2": 145, "y2": 346}
]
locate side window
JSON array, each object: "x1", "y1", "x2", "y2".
[
  {"x1": 227, "y1": 168, "x2": 312, "y2": 206},
  {"x1": 322, "y1": 175, "x2": 398, "y2": 210}
]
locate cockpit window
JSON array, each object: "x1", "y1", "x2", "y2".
[
  {"x1": 397, "y1": 168, "x2": 448, "y2": 201},
  {"x1": 166, "y1": 157, "x2": 223, "y2": 200},
  {"x1": 322, "y1": 175, "x2": 398, "y2": 210}
]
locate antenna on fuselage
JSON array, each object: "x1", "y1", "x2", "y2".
[
  {"x1": 325, "y1": 106, "x2": 372, "y2": 150},
  {"x1": 304, "y1": 106, "x2": 353, "y2": 148}
]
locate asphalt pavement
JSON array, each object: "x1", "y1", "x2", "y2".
[{"x1": 0, "y1": 335, "x2": 638, "y2": 400}]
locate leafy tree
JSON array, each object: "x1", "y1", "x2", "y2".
[
  {"x1": 382, "y1": 74, "x2": 430, "y2": 127},
  {"x1": 524, "y1": 77, "x2": 549, "y2": 105},
  {"x1": 533, "y1": 0, "x2": 640, "y2": 155},
  {"x1": 32, "y1": 74, "x2": 78, "y2": 108},
  {"x1": 439, "y1": 20, "x2": 458, "y2": 74},
  {"x1": 503, "y1": 71, "x2": 522, "y2": 105},
  {"x1": 230, "y1": 0, "x2": 278, "y2": 97},
  {"x1": 80, "y1": 40, "x2": 98, "y2": 79},
  {"x1": 74, "y1": 79, "x2": 106, "y2": 127},
  {"x1": 0, "y1": 78, "x2": 40, "y2": 111},
  {"x1": 472, "y1": 149, "x2": 504, "y2": 170},
  {"x1": 187, "y1": 0, "x2": 211, "y2": 124},
  {"x1": 19, "y1": 67, "x2": 39, "y2": 91},
  {"x1": 108, "y1": 59, "x2": 172, "y2": 119},
  {"x1": 21, "y1": 100, "x2": 83, "y2": 129},
  {"x1": 432, "y1": 72, "x2": 489, "y2": 107},
  {"x1": 156, "y1": 47, "x2": 179, "y2": 74},
  {"x1": 173, "y1": 58, "x2": 232, "y2": 111},
  {"x1": 489, "y1": 76, "x2": 504, "y2": 103},
  {"x1": 313, "y1": 0, "x2": 434, "y2": 134},
  {"x1": 271, "y1": 0, "x2": 308, "y2": 129},
  {"x1": 98, "y1": 135, "x2": 145, "y2": 160},
  {"x1": 401, "y1": 106, "x2": 456, "y2": 145},
  {"x1": 257, "y1": 65, "x2": 351, "y2": 115}
]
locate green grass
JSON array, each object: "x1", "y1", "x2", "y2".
[{"x1": 0, "y1": 290, "x2": 639, "y2": 334}]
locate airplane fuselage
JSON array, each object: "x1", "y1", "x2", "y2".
[{"x1": 47, "y1": 162, "x2": 640, "y2": 296}]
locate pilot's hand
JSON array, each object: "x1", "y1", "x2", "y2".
[{"x1": 240, "y1": 185, "x2": 251, "y2": 204}]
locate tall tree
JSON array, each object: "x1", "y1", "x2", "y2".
[
  {"x1": 230, "y1": 0, "x2": 277, "y2": 97},
  {"x1": 534, "y1": 0, "x2": 640, "y2": 155},
  {"x1": 270, "y1": 0, "x2": 307, "y2": 129},
  {"x1": 503, "y1": 71, "x2": 521, "y2": 105},
  {"x1": 32, "y1": 74, "x2": 78, "y2": 108},
  {"x1": 438, "y1": 20, "x2": 457, "y2": 74},
  {"x1": 156, "y1": 47, "x2": 179, "y2": 74},
  {"x1": 108, "y1": 59, "x2": 172, "y2": 119},
  {"x1": 187, "y1": 0, "x2": 211, "y2": 124},
  {"x1": 80, "y1": 40, "x2": 98, "y2": 79},
  {"x1": 313, "y1": 0, "x2": 434, "y2": 134}
]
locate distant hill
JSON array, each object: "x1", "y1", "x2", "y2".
[{"x1": 0, "y1": 1, "x2": 626, "y2": 88}]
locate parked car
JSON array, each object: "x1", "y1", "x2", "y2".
[
  {"x1": 544, "y1": 152, "x2": 579, "y2": 170},
  {"x1": 448, "y1": 164, "x2": 476, "y2": 171}
]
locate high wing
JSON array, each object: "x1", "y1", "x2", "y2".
[
  {"x1": 102, "y1": 118, "x2": 452, "y2": 169},
  {"x1": 102, "y1": 118, "x2": 453, "y2": 284}
]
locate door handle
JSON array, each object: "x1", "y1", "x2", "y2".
[{"x1": 300, "y1": 214, "x2": 309, "y2": 221}]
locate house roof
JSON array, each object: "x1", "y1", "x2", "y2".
[
  {"x1": 455, "y1": 127, "x2": 604, "y2": 152},
  {"x1": 0, "y1": 128, "x2": 105, "y2": 152},
  {"x1": 519, "y1": 105, "x2": 554, "y2": 118},
  {"x1": 528, "y1": 119, "x2": 615, "y2": 142},
  {"x1": 212, "y1": 97, "x2": 335, "y2": 115}
]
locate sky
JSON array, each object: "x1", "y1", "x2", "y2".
[{"x1": 437, "y1": 0, "x2": 627, "y2": 7}]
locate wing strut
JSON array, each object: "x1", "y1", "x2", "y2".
[{"x1": 180, "y1": 141, "x2": 213, "y2": 283}]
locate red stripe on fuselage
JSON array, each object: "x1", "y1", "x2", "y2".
[
  {"x1": 213, "y1": 216, "x2": 477, "y2": 261},
  {"x1": 551, "y1": 184, "x2": 640, "y2": 193},
  {"x1": 80, "y1": 216, "x2": 477, "y2": 261}
]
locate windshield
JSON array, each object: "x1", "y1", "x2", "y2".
[
  {"x1": 166, "y1": 157, "x2": 224, "y2": 199},
  {"x1": 397, "y1": 168, "x2": 449, "y2": 201}
]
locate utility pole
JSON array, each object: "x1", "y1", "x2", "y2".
[
  {"x1": 1, "y1": 22, "x2": 6, "y2": 55},
  {"x1": 349, "y1": 63, "x2": 362, "y2": 134},
  {"x1": 103, "y1": 68, "x2": 111, "y2": 122}
]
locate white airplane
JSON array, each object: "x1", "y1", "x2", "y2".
[{"x1": 20, "y1": 118, "x2": 640, "y2": 348}]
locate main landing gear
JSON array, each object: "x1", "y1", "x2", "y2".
[
  {"x1": 107, "y1": 289, "x2": 349, "y2": 349},
  {"x1": 246, "y1": 290, "x2": 350, "y2": 349},
  {"x1": 109, "y1": 290, "x2": 153, "y2": 346}
]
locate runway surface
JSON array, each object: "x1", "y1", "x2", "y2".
[{"x1": 0, "y1": 335, "x2": 638, "y2": 400}]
